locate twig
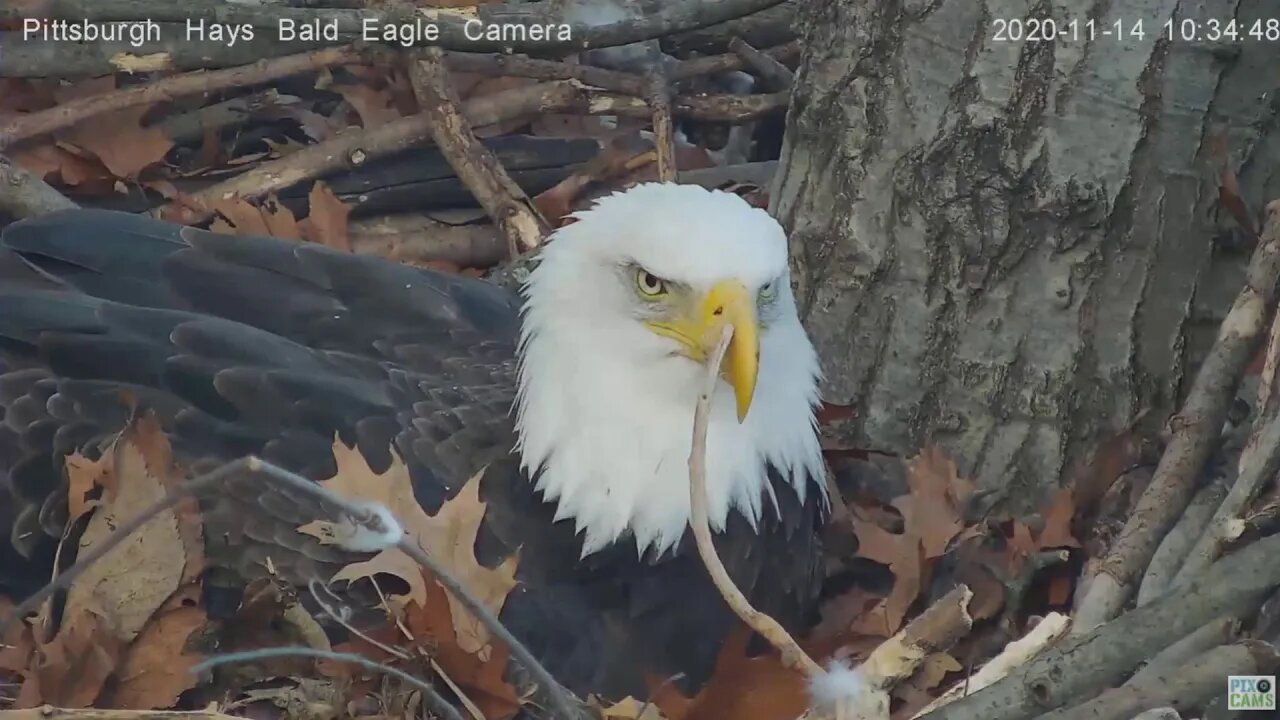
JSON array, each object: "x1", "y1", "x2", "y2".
[
  {"x1": 191, "y1": 647, "x2": 464, "y2": 720},
  {"x1": 9, "y1": 0, "x2": 788, "y2": 53},
  {"x1": 687, "y1": 324, "x2": 823, "y2": 676},
  {"x1": 0, "y1": 153, "x2": 78, "y2": 218},
  {"x1": 406, "y1": 47, "x2": 548, "y2": 256},
  {"x1": 307, "y1": 579, "x2": 411, "y2": 661},
  {"x1": 727, "y1": 38, "x2": 794, "y2": 90},
  {"x1": 1034, "y1": 641, "x2": 1275, "y2": 720},
  {"x1": 1073, "y1": 199, "x2": 1280, "y2": 634},
  {"x1": 1136, "y1": 476, "x2": 1229, "y2": 605},
  {"x1": 585, "y1": 89, "x2": 788, "y2": 122},
  {"x1": 0, "y1": 46, "x2": 364, "y2": 149},
  {"x1": 443, "y1": 52, "x2": 648, "y2": 96},
  {"x1": 1171, "y1": 413, "x2": 1280, "y2": 588},
  {"x1": 918, "y1": 531, "x2": 1280, "y2": 720},
  {"x1": 646, "y1": 71, "x2": 678, "y2": 183},
  {"x1": 669, "y1": 40, "x2": 800, "y2": 81},
  {"x1": 163, "y1": 81, "x2": 581, "y2": 224}
]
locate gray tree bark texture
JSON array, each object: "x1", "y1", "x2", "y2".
[{"x1": 773, "y1": 0, "x2": 1280, "y2": 513}]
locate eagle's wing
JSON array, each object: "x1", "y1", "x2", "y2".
[{"x1": 0, "y1": 209, "x2": 824, "y2": 702}]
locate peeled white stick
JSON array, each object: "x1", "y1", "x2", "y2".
[{"x1": 912, "y1": 612, "x2": 1072, "y2": 718}]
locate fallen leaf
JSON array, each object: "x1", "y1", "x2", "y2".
[
  {"x1": 299, "y1": 440, "x2": 520, "y2": 657},
  {"x1": 61, "y1": 104, "x2": 173, "y2": 180},
  {"x1": 61, "y1": 424, "x2": 187, "y2": 646},
  {"x1": 64, "y1": 452, "x2": 111, "y2": 523},
  {"x1": 849, "y1": 516, "x2": 921, "y2": 636},
  {"x1": 301, "y1": 182, "x2": 353, "y2": 251},
  {"x1": 332, "y1": 83, "x2": 402, "y2": 128},
  {"x1": 31, "y1": 610, "x2": 122, "y2": 707},
  {"x1": 210, "y1": 195, "x2": 302, "y2": 240},
  {"x1": 650, "y1": 626, "x2": 806, "y2": 720},
  {"x1": 1035, "y1": 488, "x2": 1080, "y2": 550},
  {"x1": 108, "y1": 587, "x2": 206, "y2": 709},
  {"x1": 894, "y1": 448, "x2": 975, "y2": 558},
  {"x1": 12, "y1": 143, "x2": 111, "y2": 187}
]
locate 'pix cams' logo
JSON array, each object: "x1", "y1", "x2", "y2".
[{"x1": 1229, "y1": 675, "x2": 1276, "y2": 711}]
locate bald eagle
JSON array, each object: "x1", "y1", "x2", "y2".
[{"x1": 0, "y1": 183, "x2": 828, "y2": 702}]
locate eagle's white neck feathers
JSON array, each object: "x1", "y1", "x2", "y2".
[{"x1": 515, "y1": 183, "x2": 827, "y2": 557}]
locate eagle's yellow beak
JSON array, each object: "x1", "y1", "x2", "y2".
[{"x1": 646, "y1": 280, "x2": 759, "y2": 422}]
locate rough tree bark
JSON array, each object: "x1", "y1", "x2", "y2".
[{"x1": 773, "y1": 0, "x2": 1280, "y2": 512}]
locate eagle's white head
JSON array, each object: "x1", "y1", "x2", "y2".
[{"x1": 515, "y1": 183, "x2": 827, "y2": 556}]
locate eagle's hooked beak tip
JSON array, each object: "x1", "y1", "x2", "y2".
[{"x1": 703, "y1": 280, "x2": 759, "y2": 424}]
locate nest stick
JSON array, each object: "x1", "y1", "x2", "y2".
[{"x1": 687, "y1": 324, "x2": 823, "y2": 677}]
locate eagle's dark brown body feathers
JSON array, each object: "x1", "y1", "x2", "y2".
[{"x1": 0, "y1": 208, "x2": 825, "y2": 701}]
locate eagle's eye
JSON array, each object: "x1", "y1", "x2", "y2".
[
  {"x1": 635, "y1": 269, "x2": 668, "y2": 298},
  {"x1": 759, "y1": 280, "x2": 778, "y2": 304}
]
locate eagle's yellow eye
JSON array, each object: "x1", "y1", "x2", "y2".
[{"x1": 635, "y1": 269, "x2": 668, "y2": 298}]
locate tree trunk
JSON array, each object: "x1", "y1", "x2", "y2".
[{"x1": 773, "y1": 0, "x2": 1280, "y2": 513}]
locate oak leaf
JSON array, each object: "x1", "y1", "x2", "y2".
[
  {"x1": 299, "y1": 440, "x2": 520, "y2": 658},
  {"x1": 301, "y1": 182, "x2": 353, "y2": 252},
  {"x1": 61, "y1": 104, "x2": 173, "y2": 180}
]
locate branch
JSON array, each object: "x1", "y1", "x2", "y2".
[
  {"x1": 192, "y1": 648, "x2": 464, "y2": 720},
  {"x1": 727, "y1": 38, "x2": 794, "y2": 91},
  {"x1": 1171, "y1": 413, "x2": 1280, "y2": 587},
  {"x1": 0, "y1": 46, "x2": 365, "y2": 149},
  {"x1": 670, "y1": 40, "x2": 800, "y2": 80},
  {"x1": 0, "y1": 153, "x2": 78, "y2": 218},
  {"x1": 406, "y1": 47, "x2": 548, "y2": 256},
  {"x1": 913, "y1": 613, "x2": 1071, "y2": 718},
  {"x1": 1126, "y1": 616, "x2": 1238, "y2": 686},
  {"x1": 163, "y1": 80, "x2": 581, "y2": 224},
  {"x1": 1073, "y1": 198, "x2": 1280, "y2": 633},
  {"x1": 687, "y1": 325, "x2": 823, "y2": 676},
  {"x1": 1035, "y1": 641, "x2": 1276, "y2": 720},
  {"x1": 348, "y1": 214, "x2": 505, "y2": 268},
  {"x1": 1136, "y1": 476, "x2": 1229, "y2": 605},
  {"x1": 646, "y1": 72, "x2": 678, "y2": 183},
  {"x1": 919, "y1": 531, "x2": 1280, "y2": 720},
  {"x1": 10, "y1": 0, "x2": 788, "y2": 53},
  {"x1": 443, "y1": 51, "x2": 648, "y2": 96}
]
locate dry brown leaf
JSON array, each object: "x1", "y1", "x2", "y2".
[
  {"x1": 894, "y1": 448, "x2": 975, "y2": 559},
  {"x1": 915, "y1": 652, "x2": 961, "y2": 689},
  {"x1": 12, "y1": 143, "x2": 111, "y2": 187},
  {"x1": 651, "y1": 626, "x2": 806, "y2": 720},
  {"x1": 210, "y1": 195, "x2": 302, "y2": 240},
  {"x1": 325, "y1": 575, "x2": 522, "y2": 720},
  {"x1": 108, "y1": 586, "x2": 206, "y2": 709},
  {"x1": 1036, "y1": 488, "x2": 1080, "y2": 550},
  {"x1": 302, "y1": 182, "x2": 353, "y2": 252},
  {"x1": 61, "y1": 427, "x2": 186, "y2": 645},
  {"x1": 30, "y1": 610, "x2": 122, "y2": 707},
  {"x1": 61, "y1": 104, "x2": 173, "y2": 180},
  {"x1": 64, "y1": 452, "x2": 111, "y2": 524},
  {"x1": 332, "y1": 83, "x2": 402, "y2": 128},
  {"x1": 849, "y1": 516, "x2": 921, "y2": 636},
  {"x1": 299, "y1": 440, "x2": 519, "y2": 658}
]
